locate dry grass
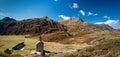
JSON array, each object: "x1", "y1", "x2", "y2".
[
  {"x1": 0, "y1": 35, "x2": 90, "y2": 56},
  {"x1": 60, "y1": 31, "x2": 120, "y2": 57},
  {"x1": 0, "y1": 30, "x2": 120, "y2": 57}
]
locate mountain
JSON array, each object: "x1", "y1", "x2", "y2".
[
  {"x1": 0, "y1": 17, "x2": 113, "y2": 35},
  {"x1": 60, "y1": 18, "x2": 113, "y2": 35},
  {"x1": 0, "y1": 16, "x2": 66, "y2": 35},
  {"x1": 0, "y1": 17, "x2": 16, "y2": 22}
]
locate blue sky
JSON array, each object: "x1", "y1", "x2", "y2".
[{"x1": 0, "y1": 0, "x2": 120, "y2": 29}]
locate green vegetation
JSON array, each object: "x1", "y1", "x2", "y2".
[
  {"x1": 0, "y1": 51, "x2": 21, "y2": 57},
  {"x1": 0, "y1": 31, "x2": 120, "y2": 57},
  {"x1": 0, "y1": 35, "x2": 37, "y2": 54},
  {"x1": 0, "y1": 35, "x2": 68, "y2": 57},
  {"x1": 4, "y1": 48, "x2": 12, "y2": 54}
]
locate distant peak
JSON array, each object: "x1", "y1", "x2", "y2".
[
  {"x1": 60, "y1": 17, "x2": 84, "y2": 25},
  {"x1": 41, "y1": 16, "x2": 48, "y2": 19},
  {"x1": 3, "y1": 17, "x2": 11, "y2": 19},
  {"x1": 1, "y1": 17, "x2": 16, "y2": 22},
  {"x1": 70, "y1": 17, "x2": 84, "y2": 22}
]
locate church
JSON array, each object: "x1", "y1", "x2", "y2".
[{"x1": 36, "y1": 36, "x2": 44, "y2": 52}]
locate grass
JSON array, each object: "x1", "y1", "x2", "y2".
[
  {"x1": 0, "y1": 35, "x2": 37, "y2": 54},
  {"x1": 61, "y1": 31, "x2": 120, "y2": 57},
  {"x1": 0, "y1": 51, "x2": 21, "y2": 57},
  {"x1": 0, "y1": 35, "x2": 67, "y2": 56},
  {"x1": 41, "y1": 32, "x2": 68, "y2": 42},
  {"x1": 0, "y1": 35, "x2": 48, "y2": 54},
  {"x1": 63, "y1": 39, "x2": 120, "y2": 57},
  {"x1": 0, "y1": 31, "x2": 120, "y2": 57}
]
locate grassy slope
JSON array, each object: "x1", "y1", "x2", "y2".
[
  {"x1": 0, "y1": 35, "x2": 82, "y2": 56},
  {"x1": 0, "y1": 31, "x2": 120, "y2": 57},
  {"x1": 0, "y1": 35, "x2": 36, "y2": 54},
  {"x1": 62, "y1": 31, "x2": 120, "y2": 57}
]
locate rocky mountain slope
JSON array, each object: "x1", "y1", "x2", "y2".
[
  {"x1": 60, "y1": 18, "x2": 113, "y2": 35},
  {"x1": 0, "y1": 17, "x2": 113, "y2": 35},
  {"x1": 0, "y1": 16, "x2": 66, "y2": 35}
]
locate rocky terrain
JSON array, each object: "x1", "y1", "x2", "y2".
[
  {"x1": 0, "y1": 16, "x2": 113, "y2": 35},
  {"x1": 0, "y1": 16, "x2": 119, "y2": 57},
  {"x1": 0, "y1": 16, "x2": 66, "y2": 35},
  {"x1": 60, "y1": 18, "x2": 113, "y2": 35}
]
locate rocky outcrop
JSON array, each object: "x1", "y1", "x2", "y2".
[
  {"x1": 60, "y1": 18, "x2": 84, "y2": 25},
  {"x1": 0, "y1": 16, "x2": 66, "y2": 35}
]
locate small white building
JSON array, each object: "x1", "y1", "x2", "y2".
[{"x1": 36, "y1": 36, "x2": 44, "y2": 52}]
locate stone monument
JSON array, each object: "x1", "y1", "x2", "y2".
[{"x1": 36, "y1": 36, "x2": 44, "y2": 52}]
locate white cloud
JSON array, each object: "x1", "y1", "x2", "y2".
[
  {"x1": 54, "y1": 0, "x2": 58, "y2": 2},
  {"x1": 95, "y1": 19, "x2": 120, "y2": 29},
  {"x1": 103, "y1": 16, "x2": 110, "y2": 19},
  {"x1": 87, "y1": 12, "x2": 98, "y2": 16},
  {"x1": 72, "y1": 3, "x2": 78, "y2": 8},
  {"x1": 87, "y1": 12, "x2": 93, "y2": 16},
  {"x1": 95, "y1": 22, "x2": 104, "y2": 24},
  {"x1": 104, "y1": 20, "x2": 119, "y2": 26},
  {"x1": 58, "y1": 15, "x2": 71, "y2": 20},
  {"x1": 94, "y1": 13, "x2": 98, "y2": 16},
  {"x1": 79, "y1": 10, "x2": 85, "y2": 16}
]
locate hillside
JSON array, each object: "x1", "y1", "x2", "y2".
[
  {"x1": 0, "y1": 17, "x2": 120, "y2": 57},
  {"x1": 0, "y1": 17, "x2": 113, "y2": 35},
  {"x1": 0, "y1": 16, "x2": 66, "y2": 35},
  {"x1": 60, "y1": 18, "x2": 113, "y2": 35},
  {"x1": 0, "y1": 17, "x2": 114, "y2": 43}
]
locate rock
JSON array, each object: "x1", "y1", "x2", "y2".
[{"x1": 0, "y1": 17, "x2": 66, "y2": 35}]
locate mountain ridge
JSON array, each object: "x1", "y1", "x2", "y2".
[
  {"x1": 0, "y1": 16, "x2": 66, "y2": 35},
  {"x1": 60, "y1": 18, "x2": 113, "y2": 35},
  {"x1": 0, "y1": 16, "x2": 114, "y2": 35}
]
